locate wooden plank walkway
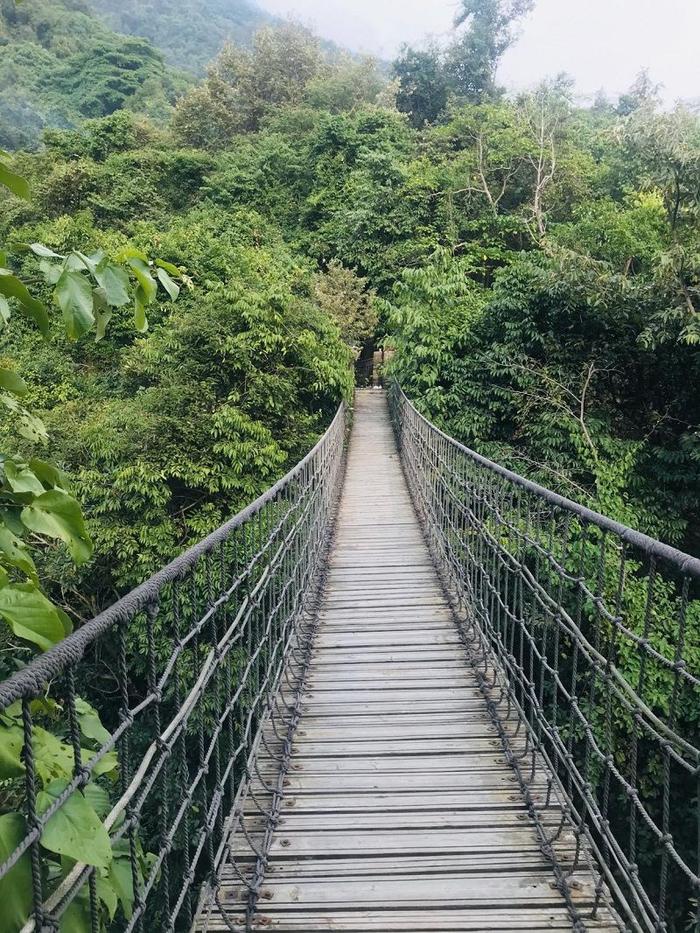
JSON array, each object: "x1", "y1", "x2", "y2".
[{"x1": 197, "y1": 389, "x2": 618, "y2": 932}]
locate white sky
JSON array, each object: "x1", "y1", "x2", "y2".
[{"x1": 256, "y1": 0, "x2": 700, "y2": 104}]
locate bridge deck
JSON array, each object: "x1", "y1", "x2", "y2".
[{"x1": 198, "y1": 390, "x2": 618, "y2": 932}]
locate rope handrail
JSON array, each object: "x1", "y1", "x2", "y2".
[
  {"x1": 0, "y1": 403, "x2": 347, "y2": 933},
  {"x1": 396, "y1": 385, "x2": 700, "y2": 580},
  {"x1": 388, "y1": 381, "x2": 700, "y2": 933},
  {"x1": 0, "y1": 404, "x2": 347, "y2": 711}
]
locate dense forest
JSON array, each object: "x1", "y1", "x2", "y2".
[
  {"x1": 88, "y1": 0, "x2": 275, "y2": 74},
  {"x1": 0, "y1": 0, "x2": 342, "y2": 148},
  {"x1": 0, "y1": 0, "x2": 699, "y2": 928},
  {"x1": 0, "y1": 0, "x2": 698, "y2": 629},
  {"x1": 0, "y1": 0, "x2": 196, "y2": 150}
]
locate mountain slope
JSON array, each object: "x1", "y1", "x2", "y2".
[
  {"x1": 0, "y1": 0, "x2": 191, "y2": 149},
  {"x1": 87, "y1": 0, "x2": 275, "y2": 75}
]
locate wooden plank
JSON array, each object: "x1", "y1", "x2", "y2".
[
  {"x1": 222, "y1": 875, "x2": 596, "y2": 908},
  {"x1": 225, "y1": 852, "x2": 579, "y2": 878},
  {"x1": 203, "y1": 910, "x2": 616, "y2": 932},
  {"x1": 248, "y1": 790, "x2": 542, "y2": 815}
]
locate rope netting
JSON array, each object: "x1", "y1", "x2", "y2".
[
  {"x1": 390, "y1": 382, "x2": 700, "y2": 933},
  {"x1": 0, "y1": 404, "x2": 346, "y2": 933}
]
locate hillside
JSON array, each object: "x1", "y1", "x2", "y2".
[
  {"x1": 87, "y1": 0, "x2": 275, "y2": 74},
  {"x1": 0, "y1": 0, "x2": 191, "y2": 149}
]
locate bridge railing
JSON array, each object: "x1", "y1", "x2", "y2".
[
  {"x1": 0, "y1": 404, "x2": 346, "y2": 933},
  {"x1": 389, "y1": 382, "x2": 700, "y2": 933}
]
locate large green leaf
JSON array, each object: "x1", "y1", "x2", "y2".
[
  {"x1": 134, "y1": 286, "x2": 148, "y2": 333},
  {"x1": 38, "y1": 260, "x2": 63, "y2": 286},
  {"x1": 0, "y1": 724, "x2": 25, "y2": 779},
  {"x1": 21, "y1": 489, "x2": 93, "y2": 564},
  {"x1": 107, "y1": 840, "x2": 135, "y2": 920},
  {"x1": 154, "y1": 258, "x2": 180, "y2": 276},
  {"x1": 96, "y1": 871, "x2": 118, "y2": 922},
  {"x1": 83, "y1": 781, "x2": 111, "y2": 818},
  {"x1": 0, "y1": 161, "x2": 30, "y2": 200},
  {"x1": 38, "y1": 780, "x2": 112, "y2": 869},
  {"x1": 33, "y1": 727, "x2": 75, "y2": 783},
  {"x1": 0, "y1": 813, "x2": 32, "y2": 933},
  {"x1": 28, "y1": 243, "x2": 64, "y2": 259},
  {"x1": 54, "y1": 269, "x2": 95, "y2": 339},
  {"x1": 32, "y1": 726, "x2": 111, "y2": 784},
  {"x1": 95, "y1": 260, "x2": 130, "y2": 308},
  {"x1": 0, "y1": 369, "x2": 27, "y2": 397},
  {"x1": 156, "y1": 267, "x2": 180, "y2": 301},
  {"x1": 84, "y1": 748, "x2": 118, "y2": 777},
  {"x1": 0, "y1": 395, "x2": 49, "y2": 444},
  {"x1": 0, "y1": 583, "x2": 65, "y2": 651},
  {"x1": 0, "y1": 525, "x2": 37, "y2": 579},
  {"x1": 75, "y1": 698, "x2": 111, "y2": 747},
  {"x1": 70, "y1": 250, "x2": 105, "y2": 277},
  {"x1": 0, "y1": 295, "x2": 10, "y2": 325},
  {"x1": 0, "y1": 507, "x2": 24, "y2": 536},
  {"x1": 4, "y1": 461, "x2": 44, "y2": 495},
  {"x1": 28, "y1": 457, "x2": 69, "y2": 491},
  {"x1": 119, "y1": 246, "x2": 147, "y2": 262},
  {"x1": 0, "y1": 272, "x2": 48, "y2": 336},
  {"x1": 127, "y1": 257, "x2": 157, "y2": 304},
  {"x1": 59, "y1": 887, "x2": 91, "y2": 933},
  {"x1": 92, "y1": 288, "x2": 113, "y2": 342}
]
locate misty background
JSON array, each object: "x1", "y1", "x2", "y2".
[{"x1": 257, "y1": 0, "x2": 699, "y2": 104}]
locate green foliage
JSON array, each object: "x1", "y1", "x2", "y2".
[
  {"x1": 313, "y1": 260, "x2": 378, "y2": 349},
  {"x1": 305, "y1": 55, "x2": 386, "y2": 115},
  {"x1": 172, "y1": 23, "x2": 327, "y2": 146},
  {"x1": 448, "y1": 0, "x2": 534, "y2": 101},
  {"x1": 1, "y1": 172, "x2": 352, "y2": 596},
  {"x1": 389, "y1": 244, "x2": 700, "y2": 551},
  {"x1": 0, "y1": 148, "x2": 186, "y2": 655},
  {"x1": 393, "y1": 46, "x2": 449, "y2": 128},
  {"x1": 0, "y1": 812, "x2": 32, "y2": 932},
  {"x1": 88, "y1": 0, "x2": 275, "y2": 75},
  {"x1": 384, "y1": 247, "x2": 486, "y2": 411},
  {"x1": 0, "y1": 150, "x2": 29, "y2": 199},
  {"x1": 0, "y1": 0, "x2": 191, "y2": 150},
  {"x1": 0, "y1": 696, "x2": 137, "y2": 932},
  {"x1": 391, "y1": 0, "x2": 535, "y2": 130},
  {"x1": 39, "y1": 779, "x2": 112, "y2": 867},
  {"x1": 550, "y1": 191, "x2": 667, "y2": 273}
]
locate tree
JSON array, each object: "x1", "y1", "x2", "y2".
[
  {"x1": 623, "y1": 103, "x2": 700, "y2": 233},
  {"x1": 616, "y1": 68, "x2": 662, "y2": 116},
  {"x1": 620, "y1": 104, "x2": 700, "y2": 344},
  {"x1": 393, "y1": 45, "x2": 449, "y2": 128},
  {"x1": 172, "y1": 23, "x2": 322, "y2": 146},
  {"x1": 313, "y1": 260, "x2": 378, "y2": 350},
  {"x1": 0, "y1": 0, "x2": 190, "y2": 150},
  {"x1": 517, "y1": 76, "x2": 573, "y2": 239},
  {"x1": 0, "y1": 154, "x2": 185, "y2": 638},
  {"x1": 451, "y1": 103, "x2": 530, "y2": 218},
  {"x1": 446, "y1": 0, "x2": 534, "y2": 102},
  {"x1": 305, "y1": 55, "x2": 386, "y2": 114}
]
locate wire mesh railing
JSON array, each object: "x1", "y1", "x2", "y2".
[
  {"x1": 389, "y1": 382, "x2": 700, "y2": 933},
  {"x1": 0, "y1": 403, "x2": 346, "y2": 933}
]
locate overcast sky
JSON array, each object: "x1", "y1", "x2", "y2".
[{"x1": 257, "y1": 0, "x2": 699, "y2": 104}]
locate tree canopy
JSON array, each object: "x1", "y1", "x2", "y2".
[{"x1": 0, "y1": 0, "x2": 191, "y2": 149}]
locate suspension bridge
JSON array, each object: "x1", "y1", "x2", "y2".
[{"x1": 1, "y1": 386, "x2": 699, "y2": 933}]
